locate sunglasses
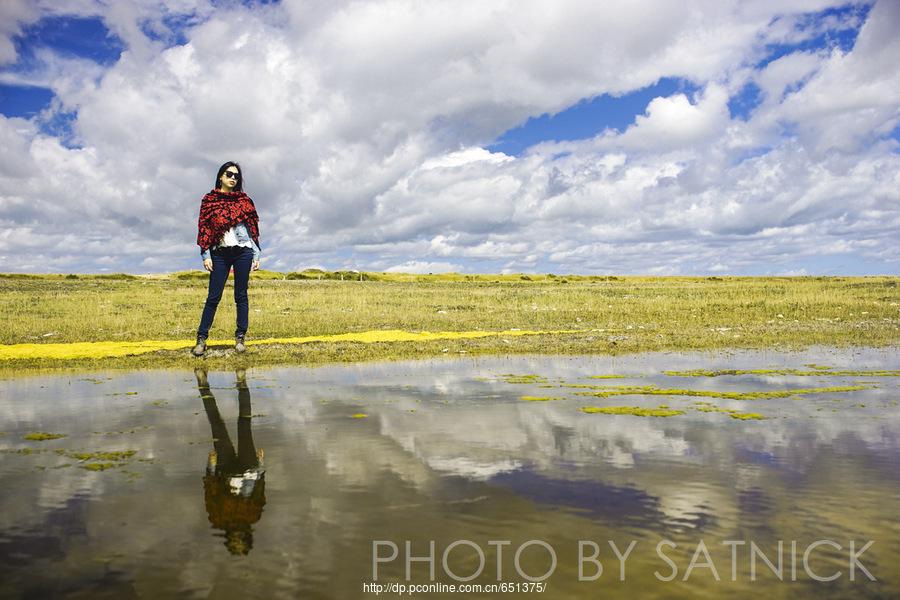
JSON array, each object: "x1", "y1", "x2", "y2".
[{"x1": 223, "y1": 171, "x2": 240, "y2": 180}]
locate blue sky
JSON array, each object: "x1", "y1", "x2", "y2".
[
  {"x1": 0, "y1": 0, "x2": 897, "y2": 275},
  {"x1": 489, "y1": 78, "x2": 700, "y2": 156},
  {"x1": 2, "y1": 19, "x2": 109, "y2": 114}
]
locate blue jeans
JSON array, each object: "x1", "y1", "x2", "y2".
[{"x1": 197, "y1": 246, "x2": 254, "y2": 339}]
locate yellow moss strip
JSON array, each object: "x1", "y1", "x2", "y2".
[
  {"x1": 0, "y1": 339, "x2": 199, "y2": 360},
  {"x1": 581, "y1": 406, "x2": 685, "y2": 417},
  {"x1": 520, "y1": 395, "x2": 564, "y2": 402},
  {"x1": 0, "y1": 329, "x2": 578, "y2": 361}
]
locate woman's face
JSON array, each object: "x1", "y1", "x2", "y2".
[{"x1": 219, "y1": 167, "x2": 240, "y2": 191}]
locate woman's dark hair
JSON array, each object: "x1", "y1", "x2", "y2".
[{"x1": 215, "y1": 161, "x2": 243, "y2": 192}]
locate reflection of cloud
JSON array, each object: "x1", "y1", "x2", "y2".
[
  {"x1": 655, "y1": 484, "x2": 726, "y2": 530},
  {"x1": 427, "y1": 457, "x2": 521, "y2": 480},
  {"x1": 1, "y1": 349, "x2": 898, "y2": 521}
]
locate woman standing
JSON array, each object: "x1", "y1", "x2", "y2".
[{"x1": 192, "y1": 161, "x2": 261, "y2": 356}]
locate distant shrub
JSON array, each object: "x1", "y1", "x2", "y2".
[
  {"x1": 285, "y1": 270, "x2": 370, "y2": 281},
  {"x1": 334, "y1": 270, "x2": 370, "y2": 281},
  {"x1": 175, "y1": 271, "x2": 208, "y2": 280}
]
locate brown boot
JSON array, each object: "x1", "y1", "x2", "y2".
[{"x1": 191, "y1": 336, "x2": 207, "y2": 357}]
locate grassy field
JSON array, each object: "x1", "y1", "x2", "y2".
[{"x1": 0, "y1": 271, "x2": 897, "y2": 374}]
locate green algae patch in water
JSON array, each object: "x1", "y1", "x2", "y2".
[
  {"x1": 693, "y1": 402, "x2": 767, "y2": 420},
  {"x1": 588, "y1": 375, "x2": 628, "y2": 379},
  {"x1": 559, "y1": 383, "x2": 612, "y2": 389},
  {"x1": 728, "y1": 412, "x2": 766, "y2": 420},
  {"x1": 351, "y1": 413, "x2": 368, "y2": 419},
  {"x1": 51, "y1": 449, "x2": 138, "y2": 472},
  {"x1": 664, "y1": 368, "x2": 900, "y2": 378},
  {"x1": 519, "y1": 395, "x2": 564, "y2": 402},
  {"x1": 581, "y1": 405, "x2": 685, "y2": 417},
  {"x1": 57, "y1": 450, "x2": 137, "y2": 462},
  {"x1": 502, "y1": 374, "x2": 549, "y2": 384},
  {"x1": 2, "y1": 448, "x2": 38, "y2": 455},
  {"x1": 81, "y1": 462, "x2": 119, "y2": 472},
  {"x1": 574, "y1": 384, "x2": 872, "y2": 401},
  {"x1": 23, "y1": 432, "x2": 67, "y2": 441}
]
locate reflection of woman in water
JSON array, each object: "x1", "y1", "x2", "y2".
[{"x1": 195, "y1": 368, "x2": 266, "y2": 555}]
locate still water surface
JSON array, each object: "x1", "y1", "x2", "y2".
[{"x1": 1, "y1": 347, "x2": 898, "y2": 599}]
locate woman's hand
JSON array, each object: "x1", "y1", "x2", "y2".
[
  {"x1": 203, "y1": 259, "x2": 213, "y2": 272},
  {"x1": 252, "y1": 260, "x2": 260, "y2": 271}
]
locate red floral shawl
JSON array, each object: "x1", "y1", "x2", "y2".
[{"x1": 197, "y1": 189, "x2": 260, "y2": 252}]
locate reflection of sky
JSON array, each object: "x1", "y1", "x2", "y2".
[
  {"x1": 489, "y1": 469, "x2": 664, "y2": 525},
  {"x1": 1, "y1": 347, "x2": 899, "y2": 597}
]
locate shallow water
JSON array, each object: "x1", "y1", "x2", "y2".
[{"x1": 1, "y1": 347, "x2": 898, "y2": 599}]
